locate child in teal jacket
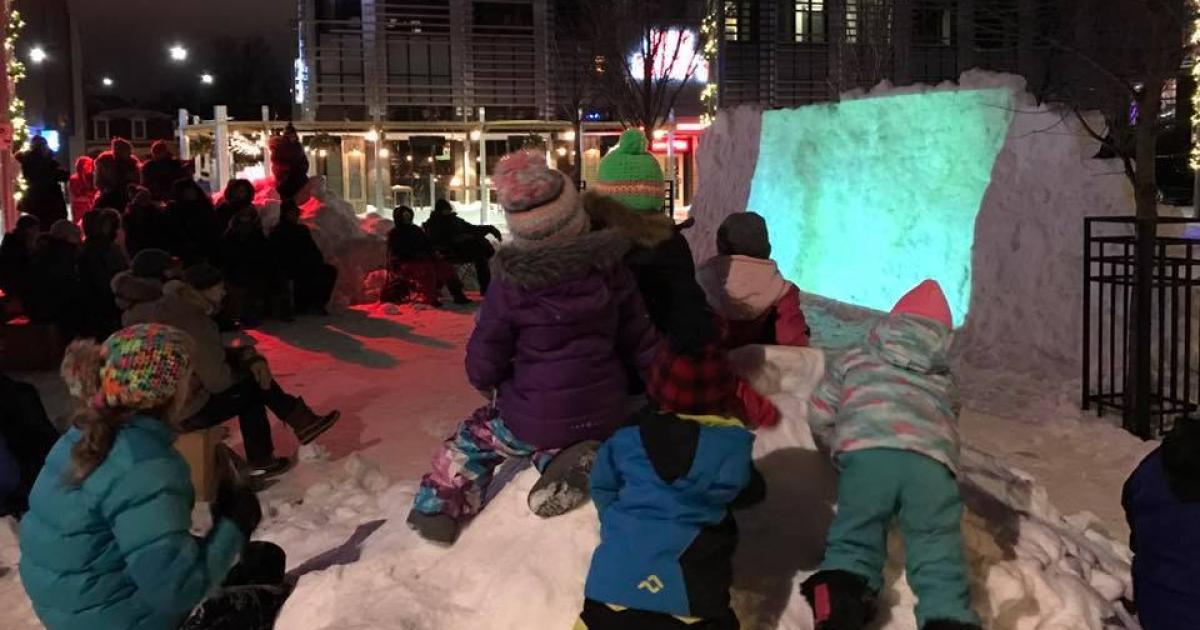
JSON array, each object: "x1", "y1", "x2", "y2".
[
  {"x1": 803, "y1": 280, "x2": 980, "y2": 630},
  {"x1": 20, "y1": 324, "x2": 283, "y2": 630}
]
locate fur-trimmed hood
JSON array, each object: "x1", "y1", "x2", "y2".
[
  {"x1": 110, "y1": 271, "x2": 164, "y2": 311},
  {"x1": 583, "y1": 191, "x2": 674, "y2": 249},
  {"x1": 491, "y1": 228, "x2": 631, "y2": 290}
]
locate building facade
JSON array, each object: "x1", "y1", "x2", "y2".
[
  {"x1": 296, "y1": 0, "x2": 555, "y2": 123},
  {"x1": 716, "y1": 0, "x2": 1064, "y2": 108}
]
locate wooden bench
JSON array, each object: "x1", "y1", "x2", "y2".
[{"x1": 173, "y1": 427, "x2": 225, "y2": 502}]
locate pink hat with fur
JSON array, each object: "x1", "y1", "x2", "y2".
[{"x1": 493, "y1": 151, "x2": 587, "y2": 245}]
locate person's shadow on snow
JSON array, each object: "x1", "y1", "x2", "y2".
[
  {"x1": 731, "y1": 447, "x2": 838, "y2": 629},
  {"x1": 328, "y1": 310, "x2": 455, "y2": 350},
  {"x1": 253, "y1": 320, "x2": 400, "y2": 369}
]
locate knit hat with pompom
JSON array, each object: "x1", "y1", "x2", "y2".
[
  {"x1": 594, "y1": 129, "x2": 665, "y2": 214},
  {"x1": 493, "y1": 150, "x2": 587, "y2": 245},
  {"x1": 61, "y1": 324, "x2": 193, "y2": 412}
]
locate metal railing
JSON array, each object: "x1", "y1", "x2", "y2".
[{"x1": 1083, "y1": 216, "x2": 1200, "y2": 437}]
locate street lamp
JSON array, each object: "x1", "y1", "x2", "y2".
[
  {"x1": 169, "y1": 44, "x2": 189, "y2": 62},
  {"x1": 200, "y1": 73, "x2": 214, "y2": 85},
  {"x1": 28, "y1": 46, "x2": 47, "y2": 64},
  {"x1": 101, "y1": 77, "x2": 114, "y2": 88}
]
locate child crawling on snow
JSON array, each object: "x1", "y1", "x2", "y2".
[
  {"x1": 803, "y1": 279, "x2": 981, "y2": 630},
  {"x1": 696, "y1": 211, "x2": 810, "y2": 350},
  {"x1": 578, "y1": 326, "x2": 759, "y2": 630},
  {"x1": 406, "y1": 151, "x2": 658, "y2": 545}
]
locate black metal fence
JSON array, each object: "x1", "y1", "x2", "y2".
[{"x1": 1083, "y1": 216, "x2": 1200, "y2": 438}]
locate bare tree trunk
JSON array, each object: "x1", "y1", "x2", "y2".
[{"x1": 1126, "y1": 78, "x2": 1162, "y2": 438}]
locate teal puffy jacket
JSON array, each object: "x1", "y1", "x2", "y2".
[{"x1": 19, "y1": 416, "x2": 245, "y2": 630}]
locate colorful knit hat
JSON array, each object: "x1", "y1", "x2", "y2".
[
  {"x1": 61, "y1": 324, "x2": 193, "y2": 411},
  {"x1": 593, "y1": 129, "x2": 665, "y2": 214},
  {"x1": 647, "y1": 343, "x2": 738, "y2": 415},
  {"x1": 493, "y1": 150, "x2": 588, "y2": 244},
  {"x1": 891, "y1": 279, "x2": 953, "y2": 328}
]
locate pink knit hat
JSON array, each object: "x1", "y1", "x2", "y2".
[
  {"x1": 493, "y1": 151, "x2": 587, "y2": 244},
  {"x1": 891, "y1": 279, "x2": 953, "y2": 328}
]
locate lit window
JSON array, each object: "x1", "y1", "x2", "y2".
[
  {"x1": 796, "y1": 0, "x2": 826, "y2": 44},
  {"x1": 846, "y1": 0, "x2": 858, "y2": 43},
  {"x1": 723, "y1": 1, "x2": 751, "y2": 42},
  {"x1": 93, "y1": 118, "x2": 109, "y2": 140},
  {"x1": 132, "y1": 118, "x2": 147, "y2": 140}
]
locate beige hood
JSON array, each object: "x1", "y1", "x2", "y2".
[{"x1": 696, "y1": 255, "x2": 789, "y2": 321}]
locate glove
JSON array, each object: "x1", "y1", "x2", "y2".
[
  {"x1": 247, "y1": 358, "x2": 273, "y2": 390},
  {"x1": 211, "y1": 449, "x2": 262, "y2": 537}
]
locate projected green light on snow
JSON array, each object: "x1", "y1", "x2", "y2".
[{"x1": 747, "y1": 89, "x2": 1013, "y2": 326}]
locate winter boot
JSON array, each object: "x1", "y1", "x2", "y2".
[
  {"x1": 247, "y1": 456, "x2": 294, "y2": 480},
  {"x1": 801, "y1": 569, "x2": 878, "y2": 630},
  {"x1": 922, "y1": 622, "x2": 983, "y2": 630},
  {"x1": 527, "y1": 440, "x2": 600, "y2": 518},
  {"x1": 284, "y1": 397, "x2": 341, "y2": 445},
  {"x1": 406, "y1": 509, "x2": 461, "y2": 545}
]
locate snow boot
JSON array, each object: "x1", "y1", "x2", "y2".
[
  {"x1": 247, "y1": 456, "x2": 294, "y2": 480},
  {"x1": 801, "y1": 569, "x2": 878, "y2": 630},
  {"x1": 284, "y1": 398, "x2": 341, "y2": 445},
  {"x1": 922, "y1": 622, "x2": 982, "y2": 630},
  {"x1": 527, "y1": 440, "x2": 600, "y2": 518},
  {"x1": 406, "y1": 509, "x2": 461, "y2": 545}
]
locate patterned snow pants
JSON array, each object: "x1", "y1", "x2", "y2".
[{"x1": 412, "y1": 405, "x2": 556, "y2": 519}]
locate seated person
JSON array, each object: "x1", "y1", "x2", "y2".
[
  {"x1": 385, "y1": 205, "x2": 470, "y2": 306},
  {"x1": 696, "y1": 212, "x2": 809, "y2": 349},
  {"x1": 422, "y1": 199, "x2": 502, "y2": 293},
  {"x1": 23, "y1": 324, "x2": 290, "y2": 630},
  {"x1": 124, "y1": 264, "x2": 340, "y2": 477}
]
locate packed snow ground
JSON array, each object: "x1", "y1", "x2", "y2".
[{"x1": 0, "y1": 300, "x2": 1151, "y2": 630}]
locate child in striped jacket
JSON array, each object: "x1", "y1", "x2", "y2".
[{"x1": 803, "y1": 280, "x2": 980, "y2": 630}]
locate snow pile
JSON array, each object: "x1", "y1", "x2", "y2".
[
  {"x1": 0, "y1": 519, "x2": 39, "y2": 629},
  {"x1": 266, "y1": 345, "x2": 1134, "y2": 630},
  {"x1": 687, "y1": 71, "x2": 1133, "y2": 381}
]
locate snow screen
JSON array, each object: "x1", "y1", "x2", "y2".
[{"x1": 746, "y1": 88, "x2": 1013, "y2": 326}]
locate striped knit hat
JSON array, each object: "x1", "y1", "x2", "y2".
[
  {"x1": 594, "y1": 129, "x2": 665, "y2": 214},
  {"x1": 493, "y1": 150, "x2": 588, "y2": 245},
  {"x1": 61, "y1": 324, "x2": 193, "y2": 411}
]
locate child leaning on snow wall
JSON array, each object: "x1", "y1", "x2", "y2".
[
  {"x1": 578, "y1": 338, "x2": 758, "y2": 630},
  {"x1": 696, "y1": 211, "x2": 810, "y2": 350},
  {"x1": 406, "y1": 151, "x2": 659, "y2": 546},
  {"x1": 803, "y1": 279, "x2": 982, "y2": 630}
]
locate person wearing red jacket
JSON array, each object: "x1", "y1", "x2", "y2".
[
  {"x1": 696, "y1": 212, "x2": 810, "y2": 430},
  {"x1": 697, "y1": 211, "x2": 810, "y2": 349}
]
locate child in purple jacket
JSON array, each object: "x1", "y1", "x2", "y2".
[{"x1": 406, "y1": 151, "x2": 659, "y2": 545}]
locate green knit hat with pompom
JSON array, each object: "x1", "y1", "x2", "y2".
[{"x1": 594, "y1": 129, "x2": 665, "y2": 213}]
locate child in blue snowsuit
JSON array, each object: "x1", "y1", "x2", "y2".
[
  {"x1": 578, "y1": 335, "x2": 757, "y2": 630},
  {"x1": 803, "y1": 280, "x2": 981, "y2": 630},
  {"x1": 1123, "y1": 419, "x2": 1200, "y2": 629}
]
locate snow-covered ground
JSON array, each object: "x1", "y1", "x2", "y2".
[{"x1": 0, "y1": 299, "x2": 1149, "y2": 630}]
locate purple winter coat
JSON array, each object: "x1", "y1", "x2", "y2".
[{"x1": 466, "y1": 228, "x2": 660, "y2": 449}]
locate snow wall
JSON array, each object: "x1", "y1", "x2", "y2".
[{"x1": 687, "y1": 70, "x2": 1133, "y2": 376}]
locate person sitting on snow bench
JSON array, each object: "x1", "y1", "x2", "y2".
[
  {"x1": 422, "y1": 198, "x2": 502, "y2": 294},
  {"x1": 384, "y1": 205, "x2": 470, "y2": 306},
  {"x1": 406, "y1": 151, "x2": 659, "y2": 545},
  {"x1": 125, "y1": 263, "x2": 340, "y2": 478},
  {"x1": 22, "y1": 324, "x2": 291, "y2": 630},
  {"x1": 804, "y1": 279, "x2": 981, "y2": 630}
]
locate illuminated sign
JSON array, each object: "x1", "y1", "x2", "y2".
[
  {"x1": 628, "y1": 29, "x2": 708, "y2": 83},
  {"x1": 650, "y1": 138, "x2": 691, "y2": 153}
]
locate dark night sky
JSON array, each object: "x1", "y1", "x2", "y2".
[{"x1": 67, "y1": 0, "x2": 295, "y2": 102}]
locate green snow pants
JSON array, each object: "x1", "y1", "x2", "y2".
[{"x1": 820, "y1": 448, "x2": 980, "y2": 627}]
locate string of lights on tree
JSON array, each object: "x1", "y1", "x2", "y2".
[
  {"x1": 6, "y1": 9, "x2": 29, "y2": 198},
  {"x1": 1190, "y1": 5, "x2": 1200, "y2": 170},
  {"x1": 699, "y1": 2, "x2": 718, "y2": 124}
]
